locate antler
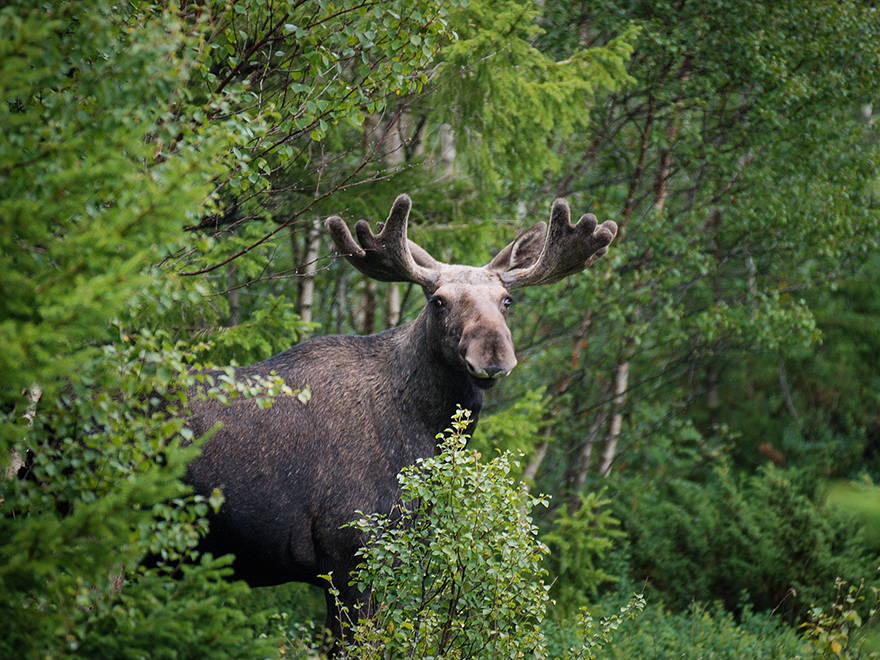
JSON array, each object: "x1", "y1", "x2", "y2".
[
  {"x1": 494, "y1": 199, "x2": 618, "y2": 290},
  {"x1": 325, "y1": 194, "x2": 440, "y2": 288}
]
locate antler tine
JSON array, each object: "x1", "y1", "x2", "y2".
[
  {"x1": 500, "y1": 199, "x2": 618, "y2": 290},
  {"x1": 325, "y1": 194, "x2": 440, "y2": 288}
]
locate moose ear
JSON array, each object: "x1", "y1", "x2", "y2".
[{"x1": 485, "y1": 222, "x2": 547, "y2": 273}]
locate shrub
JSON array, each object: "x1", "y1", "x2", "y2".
[
  {"x1": 543, "y1": 490, "x2": 626, "y2": 615},
  {"x1": 614, "y1": 459, "x2": 880, "y2": 618},
  {"x1": 595, "y1": 600, "x2": 807, "y2": 660},
  {"x1": 801, "y1": 577, "x2": 880, "y2": 660},
  {"x1": 332, "y1": 408, "x2": 643, "y2": 659},
  {"x1": 0, "y1": 328, "x2": 288, "y2": 658}
]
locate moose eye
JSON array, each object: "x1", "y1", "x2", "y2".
[
  {"x1": 502, "y1": 296, "x2": 513, "y2": 311},
  {"x1": 428, "y1": 295, "x2": 445, "y2": 310}
]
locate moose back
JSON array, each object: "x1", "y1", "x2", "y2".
[{"x1": 183, "y1": 194, "x2": 617, "y2": 639}]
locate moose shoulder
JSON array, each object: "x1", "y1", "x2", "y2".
[{"x1": 183, "y1": 194, "x2": 617, "y2": 640}]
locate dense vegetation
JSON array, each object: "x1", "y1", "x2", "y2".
[{"x1": 3, "y1": 0, "x2": 880, "y2": 657}]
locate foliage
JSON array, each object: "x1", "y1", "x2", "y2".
[
  {"x1": 337, "y1": 407, "x2": 553, "y2": 659},
  {"x1": 182, "y1": 0, "x2": 458, "y2": 193},
  {"x1": 247, "y1": 583, "x2": 327, "y2": 656},
  {"x1": 328, "y1": 407, "x2": 646, "y2": 660},
  {"x1": 588, "y1": 599, "x2": 808, "y2": 660},
  {"x1": 7, "y1": 0, "x2": 880, "y2": 654},
  {"x1": 801, "y1": 578, "x2": 880, "y2": 660},
  {"x1": 738, "y1": 255, "x2": 880, "y2": 477},
  {"x1": 163, "y1": 0, "x2": 465, "y2": 281},
  {"x1": 495, "y1": 0, "x2": 880, "y2": 486},
  {"x1": 563, "y1": 594, "x2": 646, "y2": 660},
  {"x1": 0, "y1": 0, "x2": 237, "y2": 418},
  {"x1": 207, "y1": 293, "x2": 311, "y2": 366},
  {"x1": 472, "y1": 387, "x2": 550, "y2": 476},
  {"x1": 0, "y1": 327, "x2": 287, "y2": 658},
  {"x1": 473, "y1": 1, "x2": 880, "y2": 622},
  {"x1": 430, "y1": 0, "x2": 638, "y2": 194},
  {"x1": 613, "y1": 456, "x2": 880, "y2": 618},
  {"x1": 0, "y1": 1, "x2": 295, "y2": 656},
  {"x1": 550, "y1": 583, "x2": 880, "y2": 660},
  {"x1": 165, "y1": 0, "x2": 640, "y2": 297},
  {"x1": 543, "y1": 491, "x2": 626, "y2": 614}
]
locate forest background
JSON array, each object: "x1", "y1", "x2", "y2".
[{"x1": 3, "y1": 0, "x2": 880, "y2": 657}]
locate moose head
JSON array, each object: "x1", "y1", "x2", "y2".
[{"x1": 326, "y1": 193, "x2": 617, "y2": 388}]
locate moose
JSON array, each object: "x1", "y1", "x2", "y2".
[{"x1": 183, "y1": 194, "x2": 617, "y2": 641}]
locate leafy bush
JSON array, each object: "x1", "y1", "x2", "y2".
[
  {"x1": 0, "y1": 1, "x2": 292, "y2": 654},
  {"x1": 0, "y1": 328, "x2": 288, "y2": 658},
  {"x1": 338, "y1": 408, "x2": 552, "y2": 658},
  {"x1": 614, "y1": 458, "x2": 880, "y2": 618},
  {"x1": 801, "y1": 578, "x2": 880, "y2": 660},
  {"x1": 561, "y1": 595, "x2": 646, "y2": 660},
  {"x1": 594, "y1": 600, "x2": 808, "y2": 660},
  {"x1": 329, "y1": 408, "x2": 643, "y2": 660},
  {"x1": 543, "y1": 490, "x2": 626, "y2": 614},
  {"x1": 0, "y1": 0, "x2": 242, "y2": 418}
]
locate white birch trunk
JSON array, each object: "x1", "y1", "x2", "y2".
[
  {"x1": 599, "y1": 360, "x2": 629, "y2": 477},
  {"x1": 299, "y1": 218, "x2": 321, "y2": 332}
]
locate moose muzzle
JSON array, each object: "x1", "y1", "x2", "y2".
[{"x1": 459, "y1": 320, "x2": 517, "y2": 382}]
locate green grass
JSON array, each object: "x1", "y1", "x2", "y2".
[{"x1": 825, "y1": 478, "x2": 880, "y2": 547}]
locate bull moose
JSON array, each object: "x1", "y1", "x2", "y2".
[{"x1": 183, "y1": 194, "x2": 617, "y2": 641}]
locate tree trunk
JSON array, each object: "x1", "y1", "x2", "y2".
[
  {"x1": 523, "y1": 313, "x2": 593, "y2": 493},
  {"x1": 385, "y1": 283, "x2": 401, "y2": 328},
  {"x1": 334, "y1": 271, "x2": 348, "y2": 335},
  {"x1": 385, "y1": 116, "x2": 405, "y2": 166},
  {"x1": 5, "y1": 384, "x2": 39, "y2": 480},
  {"x1": 440, "y1": 123, "x2": 455, "y2": 177},
  {"x1": 522, "y1": 430, "x2": 551, "y2": 485},
  {"x1": 567, "y1": 404, "x2": 611, "y2": 513},
  {"x1": 778, "y1": 357, "x2": 801, "y2": 427},
  {"x1": 706, "y1": 207, "x2": 722, "y2": 425},
  {"x1": 599, "y1": 360, "x2": 629, "y2": 477},
  {"x1": 299, "y1": 217, "x2": 321, "y2": 332},
  {"x1": 599, "y1": 66, "x2": 685, "y2": 476}
]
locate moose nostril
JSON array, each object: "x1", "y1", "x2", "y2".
[{"x1": 483, "y1": 365, "x2": 507, "y2": 379}]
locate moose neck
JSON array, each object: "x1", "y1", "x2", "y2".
[{"x1": 387, "y1": 306, "x2": 485, "y2": 440}]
